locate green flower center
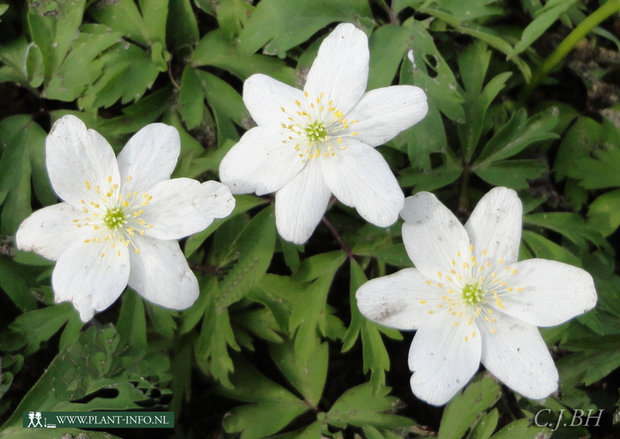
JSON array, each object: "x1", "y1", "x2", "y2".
[
  {"x1": 104, "y1": 206, "x2": 126, "y2": 230},
  {"x1": 305, "y1": 120, "x2": 327, "y2": 143},
  {"x1": 462, "y1": 283, "x2": 484, "y2": 305}
]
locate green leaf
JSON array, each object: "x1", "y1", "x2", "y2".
[
  {"x1": 178, "y1": 66, "x2": 205, "y2": 130},
  {"x1": 146, "y1": 303, "x2": 178, "y2": 339},
  {"x1": 393, "y1": 106, "x2": 450, "y2": 169},
  {"x1": 424, "y1": 0, "x2": 505, "y2": 22},
  {"x1": 58, "y1": 314, "x2": 83, "y2": 351},
  {"x1": 490, "y1": 418, "x2": 549, "y2": 439},
  {"x1": 1, "y1": 325, "x2": 169, "y2": 435},
  {"x1": 280, "y1": 238, "x2": 301, "y2": 272},
  {"x1": 7, "y1": 303, "x2": 76, "y2": 355},
  {"x1": 170, "y1": 335, "x2": 193, "y2": 417},
  {"x1": 169, "y1": 112, "x2": 220, "y2": 176},
  {"x1": 287, "y1": 252, "x2": 345, "y2": 360},
  {"x1": 468, "y1": 408, "x2": 499, "y2": 439},
  {"x1": 554, "y1": 117, "x2": 620, "y2": 189},
  {"x1": 184, "y1": 195, "x2": 267, "y2": 257},
  {"x1": 0, "y1": 36, "x2": 44, "y2": 88},
  {"x1": 557, "y1": 339, "x2": 620, "y2": 389},
  {"x1": 292, "y1": 250, "x2": 346, "y2": 282},
  {"x1": 438, "y1": 375, "x2": 502, "y2": 439},
  {"x1": 327, "y1": 382, "x2": 412, "y2": 429},
  {"x1": 217, "y1": 0, "x2": 253, "y2": 38},
  {"x1": 194, "y1": 280, "x2": 239, "y2": 387},
  {"x1": 522, "y1": 230, "x2": 581, "y2": 266},
  {"x1": 474, "y1": 159, "x2": 547, "y2": 189},
  {"x1": 459, "y1": 41, "x2": 492, "y2": 97},
  {"x1": 199, "y1": 69, "x2": 247, "y2": 123},
  {"x1": 238, "y1": 0, "x2": 372, "y2": 56},
  {"x1": 342, "y1": 260, "x2": 400, "y2": 389},
  {"x1": 90, "y1": 0, "x2": 168, "y2": 47},
  {"x1": 0, "y1": 255, "x2": 36, "y2": 311},
  {"x1": 208, "y1": 213, "x2": 249, "y2": 267},
  {"x1": 192, "y1": 29, "x2": 296, "y2": 84},
  {"x1": 77, "y1": 42, "x2": 162, "y2": 109},
  {"x1": 232, "y1": 307, "x2": 284, "y2": 344},
  {"x1": 398, "y1": 148, "x2": 462, "y2": 191},
  {"x1": 26, "y1": 0, "x2": 86, "y2": 80},
  {"x1": 223, "y1": 401, "x2": 309, "y2": 439},
  {"x1": 413, "y1": 4, "x2": 531, "y2": 80},
  {"x1": 401, "y1": 18, "x2": 464, "y2": 124},
  {"x1": 218, "y1": 354, "x2": 303, "y2": 404},
  {"x1": 218, "y1": 206, "x2": 276, "y2": 307},
  {"x1": 270, "y1": 340, "x2": 328, "y2": 407},
  {"x1": 268, "y1": 421, "x2": 323, "y2": 439},
  {"x1": 179, "y1": 275, "x2": 216, "y2": 334},
  {"x1": 457, "y1": 41, "x2": 513, "y2": 162},
  {"x1": 167, "y1": 0, "x2": 199, "y2": 54},
  {"x1": 0, "y1": 115, "x2": 43, "y2": 234},
  {"x1": 116, "y1": 289, "x2": 147, "y2": 352},
  {"x1": 476, "y1": 108, "x2": 559, "y2": 165},
  {"x1": 588, "y1": 188, "x2": 620, "y2": 237},
  {"x1": 353, "y1": 242, "x2": 412, "y2": 268},
  {"x1": 248, "y1": 274, "x2": 308, "y2": 334},
  {"x1": 0, "y1": 370, "x2": 14, "y2": 402},
  {"x1": 43, "y1": 24, "x2": 122, "y2": 101},
  {"x1": 510, "y1": 0, "x2": 579, "y2": 58},
  {"x1": 218, "y1": 355, "x2": 309, "y2": 439},
  {"x1": 367, "y1": 24, "x2": 410, "y2": 89},
  {"x1": 524, "y1": 212, "x2": 606, "y2": 248},
  {"x1": 289, "y1": 274, "x2": 335, "y2": 362}
]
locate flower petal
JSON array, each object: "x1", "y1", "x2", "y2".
[
  {"x1": 480, "y1": 313, "x2": 558, "y2": 399},
  {"x1": 346, "y1": 85, "x2": 428, "y2": 147},
  {"x1": 52, "y1": 240, "x2": 130, "y2": 322},
  {"x1": 16, "y1": 202, "x2": 91, "y2": 261},
  {"x1": 401, "y1": 192, "x2": 470, "y2": 281},
  {"x1": 141, "y1": 178, "x2": 235, "y2": 240},
  {"x1": 243, "y1": 74, "x2": 305, "y2": 126},
  {"x1": 321, "y1": 138, "x2": 403, "y2": 227},
  {"x1": 408, "y1": 318, "x2": 482, "y2": 406},
  {"x1": 46, "y1": 115, "x2": 120, "y2": 207},
  {"x1": 356, "y1": 268, "x2": 447, "y2": 330},
  {"x1": 465, "y1": 187, "x2": 522, "y2": 266},
  {"x1": 499, "y1": 259, "x2": 597, "y2": 327},
  {"x1": 219, "y1": 126, "x2": 305, "y2": 195},
  {"x1": 117, "y1": 123, "x2": 180, "y2": 194},
  {"x1": 128, "y1": 236, "x2": 198, "y2": 310},
  {"x1": 304, "y1": 23, "x2": 369, "y2": 115},
  {"x1": 275, "y1": 159, "x2": 331, "y2": 244}
]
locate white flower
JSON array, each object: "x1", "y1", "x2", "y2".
[
  {"x1": 219, "y1": 23, "x2": 428, "y2": 244},
  {"x1": 356, "y1": 187, "x2": 597, "y2": 406},
  {"x1": 16, "y1": 115, "x2": 235, "y2": 322}
]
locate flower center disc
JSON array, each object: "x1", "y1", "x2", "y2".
[
  {"x1": 104, "y1": 207, "x2": 126, "y2": 230},
  {"x1": 305, "y1": 120, "x2": 327, "y2": 143},
  {"x1": 462, "y1": 283, "x2": 484, "y2": 305}
]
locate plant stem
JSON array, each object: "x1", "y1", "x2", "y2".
[
  {"x1": 458, "y1": 164, "x2": 471, "y2": 214},
  {"x1": 519, "y1": 0, "x2": 620, "y2": 101},
  {"x1": 322, "y1": 217, "x2": 354, "y2": 260}
]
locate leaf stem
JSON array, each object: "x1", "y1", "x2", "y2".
[
  {"x1": 168, "y1": 60, "x2": 181, "y2": 90},
  {"x1": 322, "y1": 216, "x2": 354, "y2": 260},
  {"x1": 458, "y1": 163, "x2": 471, "y2": 214},
  {"x1": 520, "y1": 0, "x2": 620, "y2": 101}
]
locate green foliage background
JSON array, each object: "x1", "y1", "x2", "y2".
[{"x1": 0, "y1": 0, "x2": 619, "y2": 438}]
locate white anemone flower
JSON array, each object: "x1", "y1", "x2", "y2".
[
  {"x1": 356, "y1": 187, "x2": 597, "y2": 406},
  {"x1": 16, "y1": 115, "x2": 235, "y2": 322},
  {"x1": 219, "y1": 23, "x2": 428, "y2": 244}
]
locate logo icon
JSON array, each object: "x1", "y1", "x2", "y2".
[{"x1": 26, "y1": 412, "x2": 43, "y2": 428}]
